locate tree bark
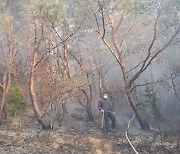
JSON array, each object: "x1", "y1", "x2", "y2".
[
  {"x1": 98, "y1": 64, "x2": 104, "y2": 97},
  {"x1": 100, "y1": 32, "x2": 150, "y2": 129},
  {"x1": 82, "y1": 89, "x2": 94, "y2": 122},
  {"x1": 86, "y1": 106, "x2": 94, "y2": 122},
  {"x1": 29, "y1": 44, "x2": 50, "y2": 129},
  {"x1": 0, "y1": 71, "x2": 11, "y2": 120},
  {"x1": 63, "y1": 46, "x2": 71, "y2": 78},
  {"x1": 112, "y1": 30, "x2": 150, "y2": 130},
  {"x1": 86, "y1": 98, "x2": 94, "y2": 122},
  {"x1": 125, "y1": 83, "x2": 150, "y2": 130},
  {"x1": 29, "y1": 62, "x2": 49, "y2": 129},
  {"x1": 0, "y1": 15, "x2": 17, "y2": 120},
  {"x1": 27, "y1": 8, "x2": 50, "y2": 129}
]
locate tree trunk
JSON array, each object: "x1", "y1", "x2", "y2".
[
  {"x1": 119, "y1": 52, "x2": 150, "y2": 130},
  {"x1": 98, "y1": 65, "x2": 103, "y2": 98},
  {"x1": 112, "y1": 28, "x2": 150, "y2": 130},
  {"x1": 0, "y1": 16, "x2": 16, "y2": 120},
  {"x1": 27, "y1": 10, "x2": 50, "y2": 129},
  {"x1": 86, "y1": 99, "x2": 94, "y2": 122},
  {"x1": 29, "y1": 51, "x2": 50, "y2": 129},
  {"x1": 63, "y1": 47, "x2": 71, "y2": 78},
  {"x1": 82, "y1": 89, "x2": 94, "y2": 122},
  {"x1": 0, "y1": 72, "x2": 11, "y2": 120},
  {"x1": 125, "y1": 84, "x2": 150, "y2": 130},
  {"x1": 120, "y1": 53, "x2": 150, "y2": 130}
]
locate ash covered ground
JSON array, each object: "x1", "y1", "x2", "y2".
[{"x1": 0, "y1": 113, "x2": 179, "y2": 154}]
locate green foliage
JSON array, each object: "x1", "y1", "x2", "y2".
[
  {"x1": 164, "y1": 0, "x2": 180, "y2": 11},
  {"x1": 59, "y1": 77, "x2": 76, "y2": 86},
  {"x1": 0, "y1": 12, "x2": 11, "y2": 31},
  {"x1": 7, "y1": 81, "x2": 27, "y2": 117},
  {"x1": 162, "y1": 0, "x2": 180, "y2": 22},
  {"x1": 0, "y1": 0, "x2": 7, "y2": 11},
  {"x1": 143, "y1": 86, "x2": 161, "y2": 120},
  {"x1": 127, "y1": 0, "x2": 151, "y2": 15},
  {"x1": 59, "y1": 75, "x2": 87, "y2": 87}
]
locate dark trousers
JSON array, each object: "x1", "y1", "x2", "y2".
[{"x1": 104, "y1": 112, "x2": 116, "y2": 132}]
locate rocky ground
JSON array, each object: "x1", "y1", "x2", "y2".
[{"x1": 0, "y1": 114, "x2": 179, "y2": 154}]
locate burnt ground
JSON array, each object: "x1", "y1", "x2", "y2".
[{"x1": 0, "y1": 114, "x2": 179, "y2": 154}]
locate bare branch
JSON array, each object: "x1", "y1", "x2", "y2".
[
  {"x1": 87, "y1": 73, "x2": 93, "y2": 100},
  {"x1": 111, "y1": 5, "x2": 128, "y2": 60},
  {"x1": 0, "y1": 41, "x2": 7, "y2": 65},
  {"x1": 77, "y1": 95, "x2": 86, "y2": 107},
  {"x1": 171, "y1": 73, "x2": 180, "y2": 103},
  {"x1": 98, "y1": 1, "x2": 106, "y2": 39},
  {"x1": 34, "y1": 17, "x2": 85, "y2": 68},
  {"x1": 94, "y1": 13, "x2": 100, "y2": 32},
  {"x1": 67, "y1": 50, "x2": 82, "y2": 67},
  {"x1": 141, "y1": 25, "x2": 180, "y2": 72},
  {"x1": 95, "y1": 1, "x2": 126, "y2": 66},
  {"x1": 120, "y1": 21, "x2": 139, "y2": 47},
  {"x1": 81, "y1": 89, "x2": 89, "y2": 106},
  {"x1": 126, "y1": 25, "x2": 171, "y2": 73},
  {"x1": 132, "y1": 80, "x2": 166, "y2": 90},
  {"x1": 51, "y1": 14, "x2": 85, "y2": 43},
  {"x1": 101, "y1": 36, "x2": 121, "y2": 66},
  {"x1": 174, "y1": 83, "x2": 180, "y2": 87},
  {"x1": 130, "y1": 9, "x2": 180, "y2": 85},
  {"x1": 113, "y1": 6, "x2": 126, "y2": 33},
  {"x1": 130, "y1": 11, "x2": 160, "y2": 85}
]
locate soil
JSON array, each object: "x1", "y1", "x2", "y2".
[{"x1": 0, "y1": 114, "x2": 179, "y2": 154}]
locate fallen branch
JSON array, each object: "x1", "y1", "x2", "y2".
[{"x1": 125, "y1": 114, "x2": 139, "y2": 154}]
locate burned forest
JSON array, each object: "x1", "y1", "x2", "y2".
[{"x1": 0, "y1": 0, "x2": 180, "y2": 153}]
